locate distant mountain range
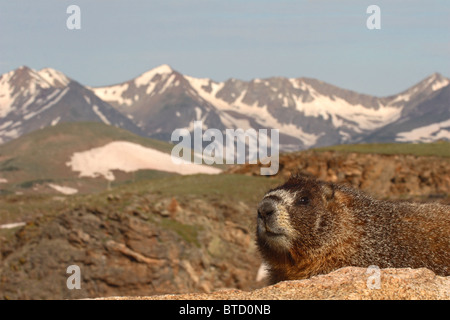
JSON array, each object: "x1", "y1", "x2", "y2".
[
  {"x1": 1, "y1": 65, "x2": 449, "y2": 149},
  {"x1": 0, "y1": 66, "x2": 143, "y2": 144}
]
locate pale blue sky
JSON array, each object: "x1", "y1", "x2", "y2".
[{"x1": 0, "y1": 0, "x2": 449, "y2": 96}]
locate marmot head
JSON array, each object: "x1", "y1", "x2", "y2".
[{"x1": 256, "y1": 175, "x2": 341, "y2": 263}]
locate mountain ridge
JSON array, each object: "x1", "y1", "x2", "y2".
[
  {"x1": 1, "y1": 65, "x2": 449, "y2": 149},
  {"x1": 91, "y1": 64, "x2": 450, "y2": 149},
  {"x1": 0, "y1": 66, "x2": 144, "y2": 144}
]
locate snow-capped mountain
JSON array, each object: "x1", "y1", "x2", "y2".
[
  {"x1": 362, "y1": 73, "x2": 450, "y2": 143},
  {"x1": 92, "y1": 65, "x2": 450, "y2": 150},
  {"x1": 1, "y1": 65, "x2": 449, "y2": 148},
  {"x1": 92, "y1": 65, "x2": 227, "y2": 142},
  {"x1": 0, "y1": 66, "x2": 143, "y2": 144}
]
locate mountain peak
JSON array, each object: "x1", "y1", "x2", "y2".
[
  {"x1": 14, "y1": 65, "x2": 37, "y2": 78},
  {"x1": 430, "y1": 72, "x2": 444, "y2": 78},
  {"x1": 1, "y1": 66, "x2": 71, "y2": 90},
  {"x1": 2, "y1": 65, "x2": 52, "y2": 91},
  {"x1": 424, "y1": 72, "x2": 449, "y2": 91},
  {"x1": 152, "y1": 64, "x2": 173, "y2": 74},
  {"x1": 38, "y1": 68, "x2": 71, "y2": 88},
  {"x1": 141, "y1": 64, "x2": 174, "y2": 77},
  {"x1": 134, "y1": 64, "x2": 174, "y2": 87},
  {"x1": 17, "y1": 65, "x2": 32, "y2": 72}
]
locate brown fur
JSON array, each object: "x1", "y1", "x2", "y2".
[{"x1": 256, "y1": 175, "x2": 450, "y2": 284}]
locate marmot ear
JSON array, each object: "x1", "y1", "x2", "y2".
[{"x1": 321, "y1": 183, "x2": 335, "y2": 202}]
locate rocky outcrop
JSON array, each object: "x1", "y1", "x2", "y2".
[
  {"x1": 227, "y1": 150, "x2": 450, "y2": 201},
  {"x1": 101, "y1": 267, "x2": 450, "y2": 300},
  {"x1": 0, "y1": 192, "x2": 264, "y2": 300}
]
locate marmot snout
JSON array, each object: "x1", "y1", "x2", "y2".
[{"x1": 256, "y1": 175, "x2": 450, "y2": 284}]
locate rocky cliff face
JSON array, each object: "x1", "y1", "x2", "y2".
[
  {"x1": 228, "y1": 150, "x2": 450, "y2": 201},
  {"x1": 0, "y1": 190, "x2": 264, "y2": 300}
]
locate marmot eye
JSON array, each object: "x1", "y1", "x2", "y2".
[{"x1": 297, "y1": 197, "x2": 309, "y2": 205}]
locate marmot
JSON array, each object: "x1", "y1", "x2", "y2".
[{"x1": 256, "y1": 175, "x2": 450, "y2": 284}]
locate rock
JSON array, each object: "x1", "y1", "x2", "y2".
[
  {"x1": 101, "y1": 267, "x2": 450, "y2": 300},
  {"x1": 228, "y1": 150, "x2": 450, "y2": 201},
  {"x1": 0, "y1": 192, "x2": 264, "y2": 299}
]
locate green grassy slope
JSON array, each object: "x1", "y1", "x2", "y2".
[
  {"x1": 0, "y1": 173, "x2": 283, "y2": 225},
  {"x1": 0, "y1": 122, "x2": 177, "y2": 193}
]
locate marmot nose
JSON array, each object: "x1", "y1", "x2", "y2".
[{"x1": 258, "y1": 201, "x2": 276, "y2": 219}]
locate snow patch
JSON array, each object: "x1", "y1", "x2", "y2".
[
  {"x1": 0, "y1": 71, "x2": 17, "y2": 117},
  {"x1": 186, "y1": 74, "x2": 324, "y2": 147},
  {"x1": 48, "y1": 184, "x2": 78, "y2": 195},
  {"x1": 294, "y1": 87, "x2": 401, "y2": 131},
  {"x1": 21, "y1": 95, "x2": 37, "y2": 111},
  {"x1": 0, "y1": 127, "x2": 20, "y2": 140},
  {"x1": 51, "y1": 117, "x2": 61, "y2": 126},
  {"x1": 134, "y1": 64, "x2": 173, "y2": 87},
  {"x1": 185, "y1": 75, "x2": 224, "y2": 104},
  {"x1": 92, "y1": 83, "x2": 132, "y2": 107},
  {"x1": 431, "y1": 78, "x2": 450, "y2": 91},
  {"x1": 92, "y1": 105, "x2": 111, "y2": 125},
  {"x1": 38, "y1": 68, "x2": 71, "y2": 87},
  {"x1": 0, "y1": 121, "x2": 13, "y2": 131},
  {"x1": 66, "y1": 141, "x2": 221, "y2": 181},
  {"x1": 0, "y1": 222, "x2": 26, "y2": 230},
  {"x1": 23, "y1": 87, "x2": 69, "y2": 121},
  {"x1": 159, "y1": 74, "x2": 176, "y2": 94},
  {"x1": 93, "y1": 66, "x2": 174, "y2": 105},
  {"x1": 146, "y1": 82, "x2": 157, "y2": 95},
  {"x1": 389, "y1": 93, "x2": 411, "y2": 104},
  {"x1": 289, "y1": 78, "x2": 308, "y2": 90},
  {"x1": 396, "y1": 119, "x2": 450, "y2": 142}
]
